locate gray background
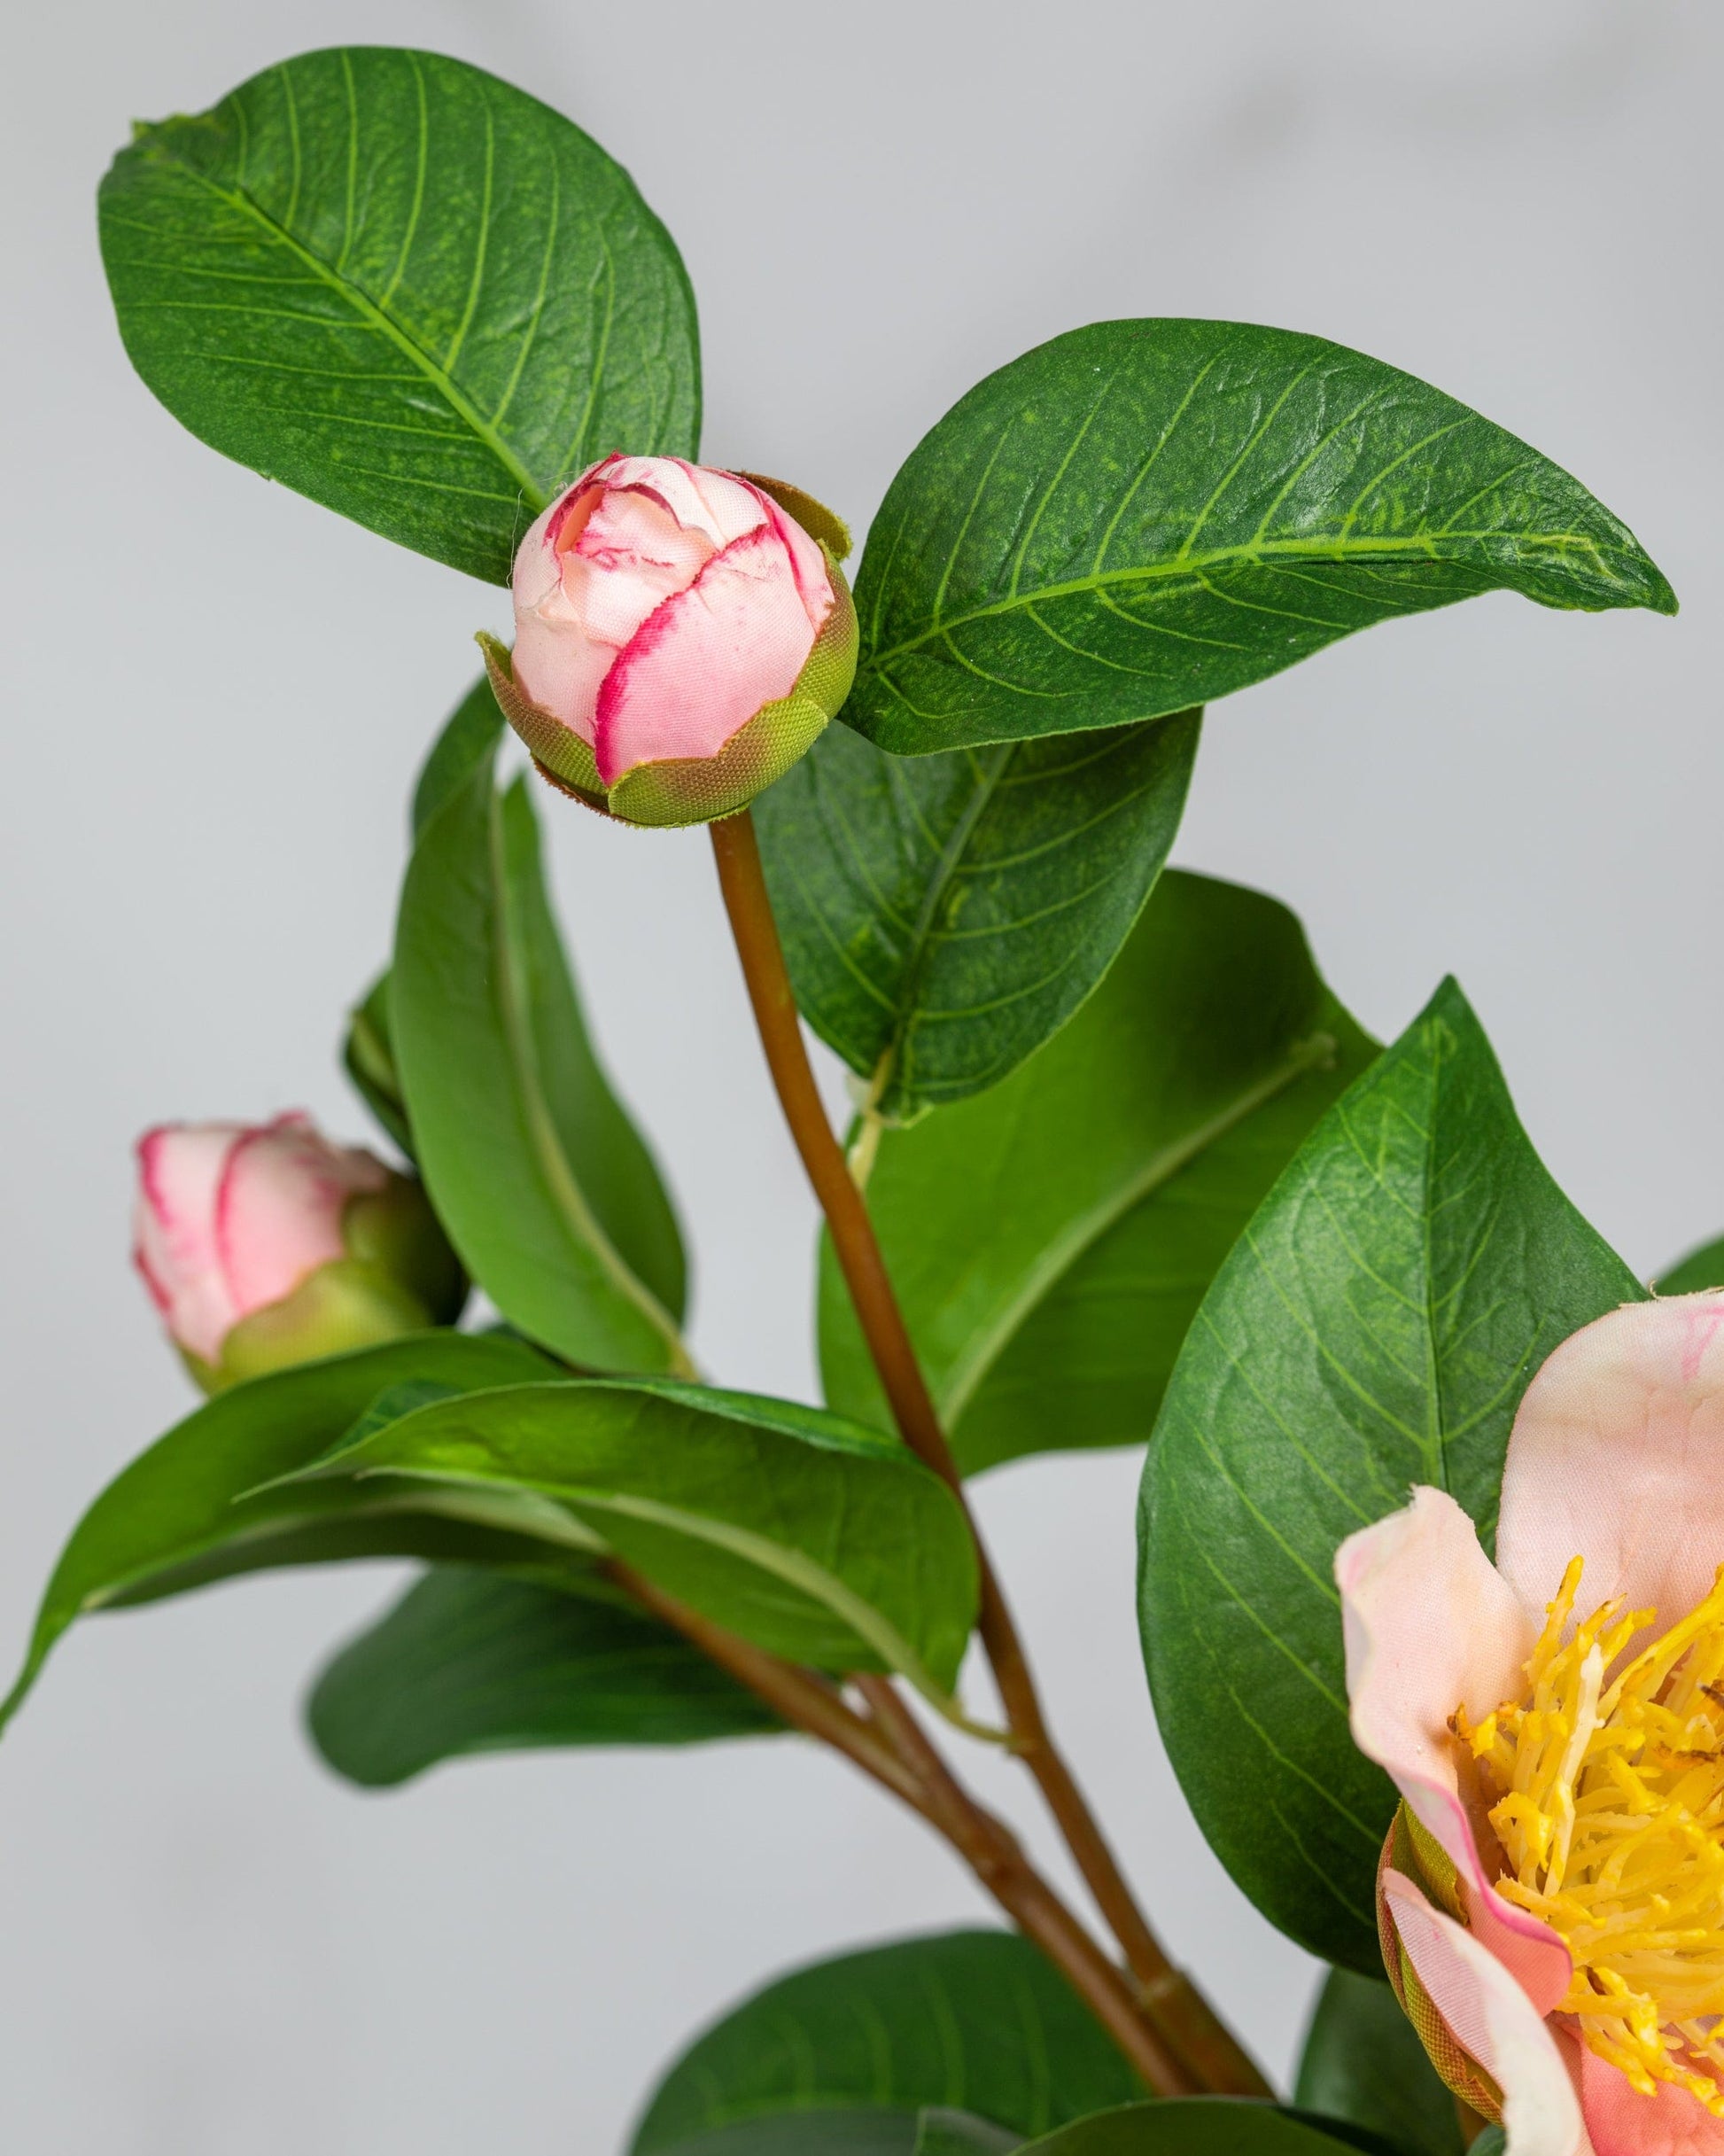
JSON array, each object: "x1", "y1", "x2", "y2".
[{"x1": 2, "y1": 2, "x2": 1717, "y2": 2148}]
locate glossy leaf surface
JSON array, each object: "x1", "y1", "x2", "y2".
[
  {"x1": 821, "y1": 874, "x2": 1377, "y2": 1475},
  {"x1": 1013, "y1": 2105, "x2": 1395, "y2": 2154},
  {"x1": 100, "y1": 48, "x2": 699, "y2": 582},
  {"x1": 1293, "y1": 1969, "x2": 1463, "y2": 2156},
  {"x1": 845, "y1": 319, "x2": 1674, "y2": 754},
  {"x1": 284, "y1": 1381, "x2": 978, "y2": 1691},
  {"x1": 756, "y1": 708, "x2": 1199, "y2": 1114},
  {"x1": 393, "y1": 742, "x2": 687, "y2": 1372},
  {"x1": 0, "y1": 1333, "x2": 563, "y2": 1734},
  {"x1": 631, "y1": 1930, "x2": 1140, "y2": 2150},
  {"x1": 308, "y1": 1565, "x2": 780, "y2": 1785},
  {"x1": 1139, "y1": 979, "x2": 1643, "y2": 1969}
]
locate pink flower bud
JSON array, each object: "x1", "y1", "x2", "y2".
[
  {"x1": 484, "y1": 455, "x2": 858, "y2": 828},
  {"x1": 132, "y1": 1113, "x2": 463, "y2": 1391}
]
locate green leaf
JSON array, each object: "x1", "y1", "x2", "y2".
[
  {"x1": 307, "y1": 1564, "x2": 781, "y2": 1786},
  {"x1": 631, "y1": 1929, "x2": 1141, "y2": 2151},
  {"x1": 282, "y1": 1380, "x2": 979, "y2": 1694},
  {"x1": 413, "y1": 672, "x2": 505, "y2": 840},
  {"x1": 1138, "y1": 978, "x2": 1644, "y2": 1971},
  {"x1": 1655, "y1": 1234, "x2": 1724, "y2": 1295},
  {"x1": 755, "y1": 706, "x2": 1200, "y2": 1115},
  {"x1": 650, "y1": 2119, "x2": 921, "y2": 2155},
  {"x1": 100, "y1": 47, "x2": 699, "y2": 583},
  {"x1": 0, "y1": 1333, "x2": 566, "y2": 1736},
  {"x1": 918, "y1": 2116, "x2": 1022, "y2": 2155},
  {"x1": 1013, "y1": 2104, "x2": 1400, "y2": 2154},
  {"x1": 393, "y1": 740, "x2": 687, "y2": 1372},
  {"x1": 821, "y1": 873, "x2": 1377, "y2": 1475},
  {"x1": 846, "y1": 319, "x2": 1674, "y2": 755},
  {"x1": 1293, "y1": 1970, "x2": 1463, "y2": 2156},
  {"x1": 343, "y1": 967, "x2": 412, "y2": 1155}
]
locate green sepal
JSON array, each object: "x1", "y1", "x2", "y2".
[
  {"x1": 477, "y1": 633, "x2": 607, "y2": 806},
  {"x1": 739, "y1": 471, "x2": 854, "y2": 561},
  {"x1": 198, "y1": 1258, "x2": 439, "y2": 1394}
]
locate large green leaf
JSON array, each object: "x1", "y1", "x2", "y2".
[
  {"x1": 845, "y1": 319, "x2": 1674, "y2": 755},
  {"x1": 755, "y1": 707, "x2": 1200, "y2": 1116},
  {"x1": 0, "y1": 1334, "x2": 564, "y2": 1735},
  {"x1": 100, "y1": 48, "x2": 699, "y2": 582},
  {"x1": 412, "y1": 671, "x2": 505, "y2": 839},
  {"x1": 307, "y1": 1565, "x2": 780, "y2": 1785},
  {"x1": 1013, "y1": 2105, "x2": 1397, "y2": 2155},
  {"x1": 651, "y1": 2119, "x2": 922, "y2": 2155},
  {"x1": 344, "y1": 678, "x2": 508, "y2": 1157},
  {"x1": 393, "y1": 740, "x2": 687, "y2": 1372},
  {"x1": 282, "y1": 1380, "x2": 978, "y2": 1694},
  {"x1": 631, "y1": 1930, "x2": 1140, "y2": 2151},
  {"x1": 1655, "y1": 1233, "x2": 1724, "y2": 1295},
  {"x1": 1293, "y1": 1969, "x2": 1463, "y2": 2156},
  {"x1": 1138, "y1": 978, "x2": 1643, "y2": 1971},
  {"x1": 821, "y1": 873, "x2": 1377, "y2": 1475}
]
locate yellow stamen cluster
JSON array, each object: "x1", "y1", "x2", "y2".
[{"x1": 1457, "y1": 1559, "x2": 1724, "y2": 2113}]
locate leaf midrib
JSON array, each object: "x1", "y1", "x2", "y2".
[
  {"x1": 155, "y1": 148, "x2": 550, "y2": 518},
  {"x1": 941, "y1": 1028, "x2": 1342, "y2": 1432},
  {"x1": 860, "y1": 526, "x2": 1639, "y2": 676}
]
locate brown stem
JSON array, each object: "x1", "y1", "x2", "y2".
[
  {"x1": 854, "y1": 1678, "x2": 1198, "y2": 2097},
  {"x1": 709, "y1": 808, "x2": 1270, "y2": 2100},
  {"x1": 611, "y1": 1550, "x2": 1187, "y2": 2095}
]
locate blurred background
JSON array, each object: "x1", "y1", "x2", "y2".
[{"x1": 2, "y1": 2, "x2": 1718, "y2": 2147}]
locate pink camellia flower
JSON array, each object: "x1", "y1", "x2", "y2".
[
  {"x1": 1337, "y1": 1293, "x2": 1724, "y2": 2156},
  {"x1": 133, "y1": 1113, "x2": 463, "y2": 1392},
  {"x1": 480, "y1": 454, "x2": 858, "y2": 829}
]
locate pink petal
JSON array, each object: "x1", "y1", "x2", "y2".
[
  {"x1": 1579, "y1": 2045, "x2": 1724, "y2": 2156},
  {"x1": 1384, "y1": 1872, "x2": 1585, "y2": 2156},
  {"x1": 594, "y1": 523, "x2": 821, "y2": 784},
  {"x1": 568, "y1": 485, "x2": 717, "y2": 646},
  {"x1": 1497, "y1": 1296, "x2": 1724, "y2": 1646},
  {"x1": 215, "y1": 1115, "x2": 385, "y2": 1319},
  {"x1": 602, "y1": 456, "x2": 766, "y2": 549},
  {"x1": 133, "y1": 1123, "x2": 247, "y2": 1363},
  {"x1": 753, "y1": 486, "x2": 836, "y2": 635},
  {"x1": 1339, "y1": 1487, "x2": 1572, "y2": 2012}
]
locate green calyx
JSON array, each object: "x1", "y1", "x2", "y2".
[
  {"x1": 189, "y1": 1175, "x2": 467, "y2": 1395},
  {"x1": 477, "y1": 542, "x2": 859, "y2": 831}
]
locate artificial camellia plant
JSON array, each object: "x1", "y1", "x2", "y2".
[{"x1": 6, "y1": 41, "x2": 1707, "y2": 2156}]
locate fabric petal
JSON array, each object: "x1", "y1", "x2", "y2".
[
  {"x1": 216, "y1": 1115, "x2": 384, "y2": 1319},
  {"x1": 1579, "y1": 2044, "x2": 1724, "y2": 2156},
  {"x1": 1497, "y1": 1296, "x2": 1724, "y2": 1643},
  {"x1": 133, "y1": 1123, "x2": 245, "y2": 1363},
  {"x1": 1384, "y1": 1872, "x2": 1585, "y2": 2156},
  {"x1": 1340, "y1": 1488, "x2": 1571, "y2": 2012},
  {"x1": 594, "y1": 524, "x2": 821, "y2": 782},
  {"x1": 602, "y1": 456, "x2": 766, "y2": 548}
]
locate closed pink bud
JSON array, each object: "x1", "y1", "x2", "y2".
[
  {"x1": 485, "y1": 455, "x2": 858, "y2": 828},
  {"x1": 133, "y1": 1113, "x2": 463, "y2": 1391}
]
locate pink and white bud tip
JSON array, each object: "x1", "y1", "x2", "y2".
[
  {"x1": 481, "y1": 455, "x2": 858, "y2": 829},
  {"x1": 132, "y1": 1113, "x2": 465, "y2": 1393}
]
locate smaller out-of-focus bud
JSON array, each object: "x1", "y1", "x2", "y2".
[
  {"x1": 481, "y1": 455, "x2": 858, "y2": 829},
  {"x1": 132, "y1": 1113, "x2": 464, "y2": 1393}
]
